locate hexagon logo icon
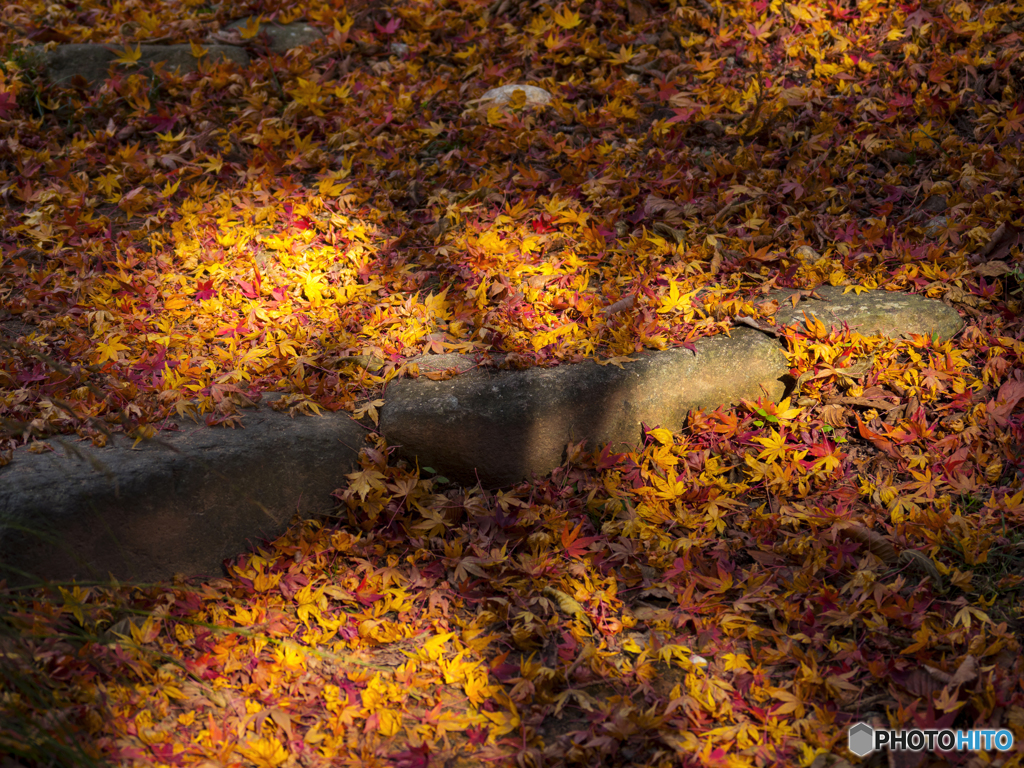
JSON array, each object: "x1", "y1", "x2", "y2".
[{"x1": 848, "y1": 722, "x2": 875, "y2": 756}]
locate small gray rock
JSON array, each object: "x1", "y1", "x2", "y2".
[
  {"x1": 923, "y1": 215, "x2": 949, "y2": 238},
  {"x1": 476, "y1": 84, "x2": 552, "y2": 107}
]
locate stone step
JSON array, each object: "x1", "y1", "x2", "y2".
[
  {"x1": 379, "y1": 287, "x2": 963, "y2": 486},
  {"x1": 0, "y1": 394, "x2": 365, "y2": 585},
  {"x1": 0, "y1": 288, "x2": 962, "y2": 583},
  {"x1": 381, "y1": 329, "x2": 786, "y2": 487},
  {"x1": 27, "y1": 18, "x2": 324, "y2": 86}
]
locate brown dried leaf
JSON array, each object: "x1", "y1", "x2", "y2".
[
  {"x1": 643, "y1": 194, "x2": 685, "y2": 221},
  {"x1": 626, "y1": 0, "x2": 649, "y2": 23},
  {"x1": 948, "y1": 655, "x2": 979, "y2": 688},
  {"x1": 839, "y1": 523, "x2": 898, "y2": 564},
  {"x1": 820, "y1": 403, "x2": 847, "y2": 427},
  {"x1": 709, "y1": 249, "x2": 722, "y2": 275},
  {"x1": 901, "y1": 667, "x2": 944, "y2": 698},
  {"x1": 542, "y1": 586, "x2": 591, "y2": 627},
  {"x1": 972, "y1": 222, "x2": 1022, "y2": 262},
  {"x1": 424, "y1": 369, "x2": 457, "y2": 381},
  {"x1": 651, "y1": 221, "x2": 687, "y2": 245},
  {"x1": 887, "y1": 747, "x2": 927, "y2": 768},
  {"x1": 602, "y1": 294, "x2": 635, "y2": 316},
  {"x1": 973, "y1": 259, "x2": 1013, "y2": 277},
  {"x1": 899, "y1": 549, "x2": 944, "y2": 589}
]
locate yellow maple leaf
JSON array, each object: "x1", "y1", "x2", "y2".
[
  {"x1": 486, "y1": 106, "x2": 506, "y2": 126},
  {"x1": 420, "y1": 631, "x2": 456, "y2": 661},
  {"x1": 753, "y1": 428, "x2": 787, "y2": 463},
  {"x1": 161, "y1": 178, "x2": 181, "y2": 198},
  {"x1": 411, "y1": 507, "x2": 449, "y2": 536},
  {"x1": 768, "y1": 397, "x2": 803, "y2": 422},
  {"x1": 113, "y1": 43, "x2": 142, "y2": 66},
  {"x1": 239, "y1": 736, "x2": 288, "y2": 768},
  {"x1": 648, "y1": 427, "x2": 674, "y2": 446},
  {"x1": 95, "y1": 336, "x2": 129, "y2": 364},
  {"x1": 348, "y1": 467, "x2": 385, "y2": 500},
  {"x1": 508, "y1": 88, "x2": 527, "y2": 110},
  {"x1": 200, "y1": 155, "x2": 224, "y2": 174},
  {"x1": 464, "y1": 673, "x2": 495, "y2": 705},
  {"x1": 274, "y1": 639, "x2": 307, "y2": 670},
  {"x1": 302, "y1": 274, "x2": 326, "y2": 305},
  {"x1": 553, "y1": 5, "x2": 582, "y2": 28},
  {"x1": 295, "y1": 585, "x2": 325, "y2": 624},
  {"x1": 482, "y1": 707, "x2": 520, "y2": 736},
  {"x1": 377, "y1": 709, "x2": 402, "y2": 736},
  {"x1": 722, "y1": 652, "x2": 753, "y2": 673},
  {"x1": 131, "y1": 424, "x2": 156, "y2": 449},
  {"x1": 657, "y1": 280, "x2": 686, "y2": 314},
  {"x1": 788, "y1": 4, "x2": 815, "y2": 21},
  {"x1": 418, "y1": 121, "x2": 446, "y2": 137},
  {"x1": 96, "y1": 173, "x2": 121, "y2": 197},
  {"x1": 262, "y1": 234, "x2": 294, "y2": 252},
  {"x1": 289, "y1": 78, "x2": 325, "y2": 115},
  {"x1": 155, "y1": 128, "x2": 186, "y2": 143},
  {"x1": 621, "y1": 636, "x2": 644, "y2": 654},
  {"x1": 238, "y1": 15, "x2": 263, "y2": 40},
  {"x1": 542, "y1": 586, "x2": 591, "y2": 627},
  {"x1": 767, "y1": 687, "x2": 806, "y2": 718},
  {"x1": 129, "y1": 616, "x2": 161, "y2": 644},
  {"x1": 334, "y1": 14, "x2": 354, "y2": 34},
  {"x1": 319, "y1": 175, "x2": 350, "y2": 197},
  {"x1": 606, "y1": 45, "x2": 635, "y2": 66},
  {"x1": 353, "y1": 398, "x2": 384, "y2": 425}
]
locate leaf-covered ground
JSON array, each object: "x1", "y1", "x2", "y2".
[{"x1": 2, "y1": 0, "x2": 1024, "y2": 765}]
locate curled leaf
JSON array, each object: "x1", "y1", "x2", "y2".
[
  {"x1": 601, "y1": 294, "x2": 636, "y2": 316},
  {"x1": 838, "y1": 523, "x2": 898, "y2": 564},
  {"x1": 542, "y1": 586, "x2": 591, "y2": 628},
  {"x1": 820, "y1": 403, "x2": 847, "y2": 427},
  {"x1": 973, "y1": 260, "x2": 1012, "y2": 277},
  {"x1": 899, "y1": 549, "x2": 944, "y2": 589}
]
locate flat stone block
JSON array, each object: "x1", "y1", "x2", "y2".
[
  {"x1": 771, "y1": 285, "x2": 963, "y2": 341},
  {"x1": 0, "y1": 397, "x2": 364, "y2": 585},
  {"x1": 33, "y1": 43, "x2": 113, "y2": 84},
  {"x1": 224, "y1": 19, "x2": 324, "y2": 52},
  {"x1": 34, "y1": 43, "x2": 250, "y2": 85},
  {"x1": 380, "y1": 329, "x2": 788, "y2": 487},
  {"x1": 138, "y1": 44, "x2": 250, "y2": 74}
]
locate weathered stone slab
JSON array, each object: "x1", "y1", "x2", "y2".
[
  {"x1": 771, "y1": 285, "x2": 963, "y2": 341},
  {"x1": 224, "y1": 19, "x2": 323, "y2": 52},
  {"x1": 31, "y1": 44, "x2": 113, "y2": 85},
  {"x1": 138, "y1": 44, "x2": 250, "y2": 74},
  {"x1": 380, "y1": 329, "x2": 787, "y2": 487},
  {"x1": 0, "y1": 394, "x2": 363, "y2": 585},
  {"x1": 34, "y1": 43, "x2": 250, "y2": 85}
]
